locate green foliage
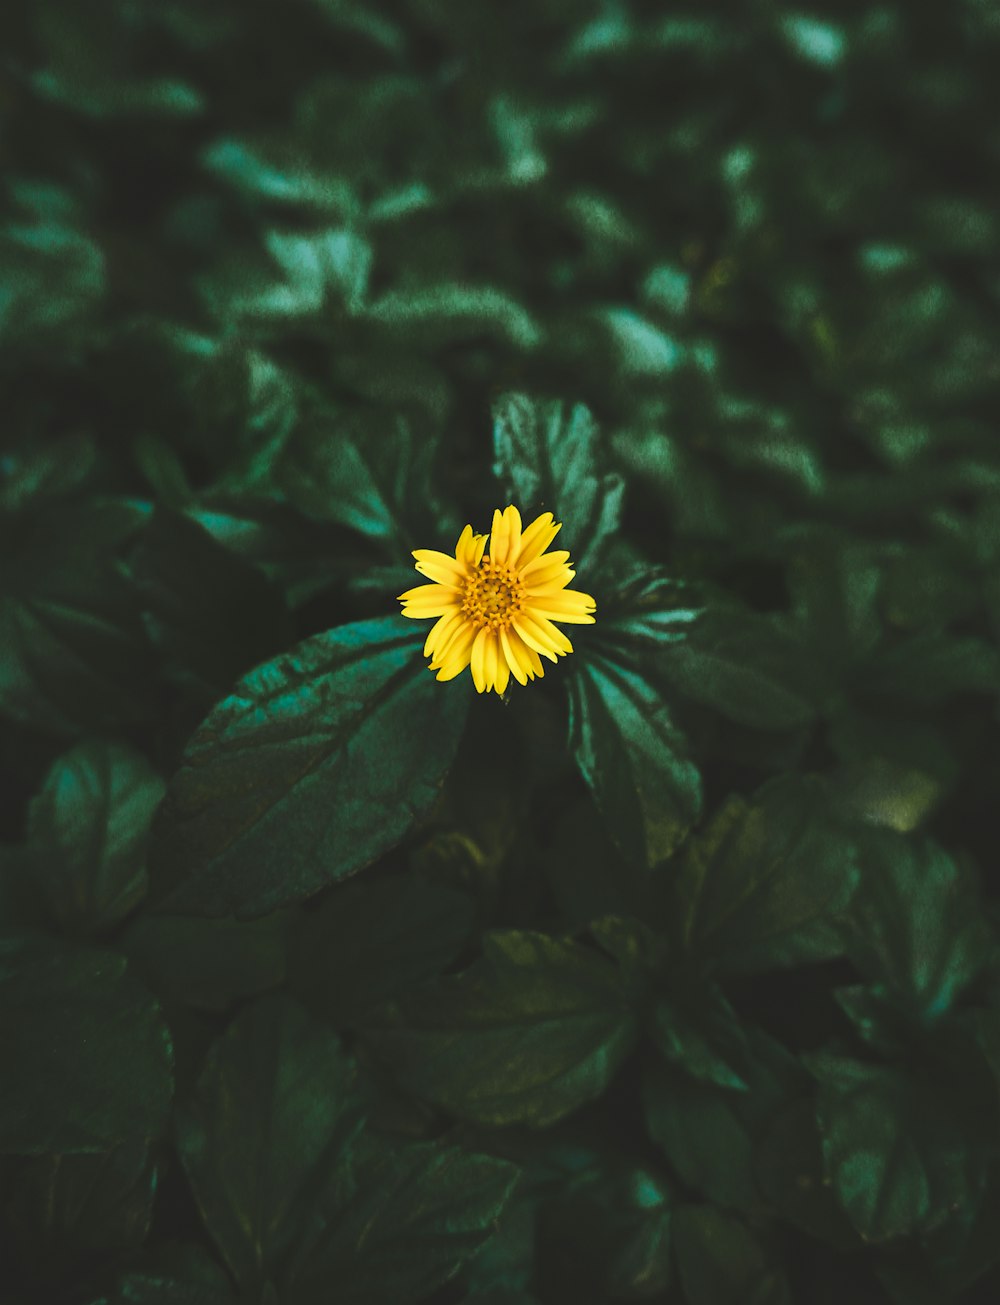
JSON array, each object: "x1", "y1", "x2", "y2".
[{"x1": 4, "y1": 1, "x2": 1000, "y2": 1301}]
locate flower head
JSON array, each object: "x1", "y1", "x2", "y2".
[{"x1": 398, "y1": 505, "x2": 597, "y2": 694}]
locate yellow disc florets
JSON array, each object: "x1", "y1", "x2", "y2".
[{"x1": 461, "y1": 557, "x2": 524, "y2": 631}]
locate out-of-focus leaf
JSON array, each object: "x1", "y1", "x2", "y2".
[
  {"x1": 367, "y1": 931, "x2": 637, "y2": 1127},
  {"x1": 0, "y1": 217, "x2": 104, "y2": 345},
  {"x1": 128, "y1": 508, "x2": 291, "y2": 698},
  {"x1": 284, "y1": 1135, "x2": 519, "y2": 1305},
  {"x1": 567, "y1": 651, "x2": 701, "y2": 867},
  {"x1": 844, "y1": 830, "x2": 991, "y2": 1020},
  {"x1": 492, "y1": 392, "x2": 624, "y2": 570},
  {"x1": 288, "y1": 871, "x2": 474, "y2": 1028},
  {"x1": 0, "y1": 500, "x2": 154, "y2": 734},
  {"x1": 26, "y1": 739, "x2": 164, "y2": 936},
  {"x1": 150, "y1": 617, "x2": 469, "y2": 917},
  {"x1": 672, "y1": 1205, "x2": 792, "y2": 1305},
  {"x1": 369, "y1": 284, "x2": 541, "y2": 349},
  {"x1": 673, "y1": 775, "x2": 859, "y2": 975},
  {"x1": 0, "y1": 939, "x2": 172, "y2": 1153},
  {"x1": 176, "y1": 997, "x2": 361, "y2": 1295},
  {"x1": 649, "y1": 984, "x2": 753, "y2": 1091},
  {"x1": 808, "y1": 1054, "x2": 985, "y2": 1244}
]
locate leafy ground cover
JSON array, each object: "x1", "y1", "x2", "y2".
[{"x1": 3, "y1": 2, "x2": 1000, "y2": 1302}]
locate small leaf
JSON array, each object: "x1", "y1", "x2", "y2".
[
  {"x1": 491, "y1": 393, "x2": 623, "y2": 570},
  {"x1": 674, "y1": 775, "x2": 860, "y2": 975},
  {"x1": 26, "y1": 739, "x2": 165, "y2": 936},
  {"x1": 367, "y1": 931, "x2": 637, "y2": 1127},
  {"x1": 0, "y1": 939, "x2": 173, "y2": 1154},
  {"x1": 285, "y1": 1137, "x2": 519, "y2": 1305},
  {"x1": 568, "y1": 651, "x2": 701, "y2": 867},
  {"x1": 369, "y1": 284, "x2": 541, "y2": 349},
  {"x1": 175, "y1": 997, "x2": 361, "y2": 1295},
  {"x1": 150, "y1": 617, "x2": 470, "y2": 917}
]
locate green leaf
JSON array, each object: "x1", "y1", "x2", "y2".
[
  {"x1": 0, "y1": 1140, "x2": 156, "y2": 1275},
  {"x1": 120, "y1": 911, "x2": 288, "y2": 1012},
  {"x1": 369, "y1": 284, "x2": 541, "y2": 349},
  {"x1": 649, "y1": 985, "x2": 753, "y2": 1091},
  {"x1": 808, "y1": 1054, "x2": 984, "y2": 1243},
  {"x1": 0, "y1": 215, "x2": 104, "y2": 345},
  {"x1": 0, "y1": 939, "x2": 173, "y2": 1153},
  {"x1": 128, "y1": 509, "x2": 292, "y2": 698},
  {"x1": 367, "y1": 931, "x2": 637, "y2": 1127},
  {"x1": 644, "y1": 1028, "x2": 802, "y2": 1212},
  {"x1": 0, "y1": 500, "x2": 154, "y2": 733},
  {"x1": 150, "y1": 616, "x2": 470, "y2": 917},
  {"x1": 26, "y1": 739, "x2": 165, "y2": 936},
  {"x1": 288, "y1": 871, "x2": 474, "y2": 1028},
  {"x1": 659, "y1": 606, "x2": 819, "y2": 731},
  {"x1": 672, "y1": 1205, "x2": 792, "y2": 1305},
  {"x1": 845, "y1": 831, "x2": 991, "y2": 1019},
  {"x1": 673, "y1": 775, "x2": 860, "y2": 975},
  {"x1": 105, "y1": 1276, "x2": 233, "y2": 1305},
  {"x1": 491, "y1": 392, "x2": 623, "y2": 570},
  {"x1": 284, "y1": 1136, "x2": 519, "y2": 1305},
  {"x1": 175, "y1": 996, "x2": 361, "y2": 1295},
  {"x1": 567, "y1": 651, "x2": 702, "y2": 867}
]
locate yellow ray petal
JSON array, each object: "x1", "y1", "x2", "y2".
[
  {"x1": 514, "y1": 512, "x2": 561, "y2": 567},
  {"x1": 423, "y1": 609, "x2": 463, "y2": 658},
  {"x1": 511, "y1": 612, "x2": 560, "y2": 662},
  {"x1": 412, "y1": 549, "x2": 468, "y2": 585},
  {"x1": 432, "y1": 624, "x2": 477, "y2": 679},
  {"x1": 398, "y1": 582, "x2": 460, "y2": 602},
  {"x1": 494, "y1": 654, "x2": 510, "y2": 695},
  {"x1": 483, "y1": 628, "x2": 500, "y2": 692},
  {"x1": 500, "y1": 626, "x2": 529, "y2": 685},
  {"x1": 470, "y1": 626, "x2": 490, "y2": 693}
]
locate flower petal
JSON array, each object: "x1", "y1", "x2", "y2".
[
  {"x1": 412, "y1": 549, "x2": 468, "y2": 585},
  {"x1": 500, "y1": 627, "x2": 530, "y2": 685},
  {"x1": 423, "y1": 609, "x2": 464, "y2": 658},
  {"x1": 514, "y1": 513, "x2": 562, "y2": 567},
  {"x1": 455, "y1": 525, "x2": 489, "y2": 569},
  {"x1": 519, "y1": 550, "x2": 571, "y2": 581},
  {"x1": 511, "y1": 612, "x2": 560, "y2": 662},
  {"x1": 432, "y1": 623, "x2": 477, "y2": 680},
  {"x1": 494, "y1": 653, "x2": 510, "y2": 695},
  {"x1": 470, "y1": 626, "x2": 490, "y2": 693},
  {"x1": 483, "y1": 629, "x2": 500, "y2": 692}
]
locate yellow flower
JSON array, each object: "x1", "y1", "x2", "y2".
[{"x1": 398, "y1": 505, "x2": 597, "y2": 694}]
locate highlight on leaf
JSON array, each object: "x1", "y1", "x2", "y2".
[{"x1": 398, "y1": 504, "x2": 597, "y2": 694}]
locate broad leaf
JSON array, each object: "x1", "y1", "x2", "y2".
[
  {"x1": 673, "y1": 775, "x2": 860, "y2": 975},
  {"x1": 0, "y1": 939, "x2": 173, "y2": 1154},
  {"x1": 367, "y1": 931, "x2": 637, "y2": 1127},
  {"x1": 150, "y1": 617, "x2": 470, "y2": 917},
  {"x1": 285, "y1": 1136, "x2": 519, "y2": 1305},
  {"x1": 175, "y1": 997, "x2": 361, "y2": 1294},
  {"x1": 567, "y1": 651, "x2": 701, "y2": 867},
  {"x1": 26, "y1": 739, "x2": 165, "y2": 936},
  {"x1": 672, "y1": 1205, "x2": 792, "y2": 1305}
]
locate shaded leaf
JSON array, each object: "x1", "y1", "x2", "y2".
[
  {"x1": 673, "y1": 1205, "x2": 792, "y2": 1305},
  {"x1": 368, "y1": 931, "x2": 637, "y2": 1127}
]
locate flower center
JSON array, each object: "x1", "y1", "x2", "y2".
[{"x1": 462, "y1": 557, "x2": 523, "y2": 631}]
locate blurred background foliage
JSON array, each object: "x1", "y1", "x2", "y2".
[{"x1": 3, "y1": 1, "x2": 1000, "y2": 1302}]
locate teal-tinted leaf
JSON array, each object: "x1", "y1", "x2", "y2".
[
  {"x1": 809, "y1": 1054, "x2": 984, "y2": 1243},
  {"x1": 285, "y1": 1137, "x2": 519, "y2": 1305},
  {"x1": 672, "y1": 1205, "x2": 792, "y2": 1305},
  {"x1": 26, "y1": 739, "x2": 165, "y2": 936},
  {"x1": 106, "y1": 1276, "x2": 233, "y2": 1305},
  {"x1": 0, "y1": 432, "x2": 101, "y2": 514},
  {"x1": 491, "y1": 393, "x2": 623, "y2": 569},
  {"x1": 202, "y1": 138, "x2": 356, "y2": 211},
  {"x1": 150, "y1": 617, "x2": 469, "y2": 917},
  {"x1": 567, "y1": 651, "x2": 701, "y2": 867},
  {"x1": 121, "y1": 911, "x2": 288, "y2": 1012},
  {"x1": 859, "y1": 630, "x2": 1000, "y2": 705},
  {"x1": 673, "y1": 775, "x2": 860, "y2": 975},
  {"x1": 649, "y1": 985, "x2": 752, "y2": 1091},
  {"x1": 588, "y1": 568, "x2": 700, "y2": 658},
  {"x1": 596, "y1": 307, "x2": 683, "y2": 375},
  {"x1": 369, "y1": 285, "x2": 541, "y2": 349},
  {"x1": 659, "y1": 606, "x2": 819, "y2": 731},
  {"x1": 128, "y1": 508, "x2": 291, "y2": 698},
  {"x1": 0, "y1": 218, "x2": 104, "y2": 344},
  {"x1": 288, "y1": 871, "x2": 474, "y2": 1028},
  {"x1": 844, "y1": 830, "x2": 991, "y2": 1020},
  {"x1": 176, "y1": 997, "x2": 361, "y2": 1294},
  {"x1": 0, "y1": 1140, "x2": 156, "y2": 1273},
  {"x1": 0, "y1": 500, "x2": 154, "y2": 733},
  {"x1": 367, "y1": 931, "x2": 637, "y2": 1127},
  {"x1": 644, "y1": 1028, "x2": 802, "y2": 1212},
  {"x1": 0, "y1": 939, "x2": 172, "y2": 1153}
]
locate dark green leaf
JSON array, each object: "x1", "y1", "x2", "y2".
[
  {"x1": 491, "y1": 393, "x2": 623, "y2": 569},
  {"x1": 128, "y1": 509, "x2": 291, "y2": 698},
  {"x1": 175, "y1": 997, "x2": 361, "y2": 1294},
  {"x1": 367, "y1": 931, "x2": 637, "y2": 1127},
  {"x1": 659, "y1": 606, "x2": 820, "y2": 732},
  {"x1": 567, "y1": 651, "x2": 701, "y2": 867},
  {"x1": 369, "y1": 285, "x2": 541, "y2": 349},
  {"x1": 649, "y1": 985, "x2": 753, "y2": 1091},
  {"x1": 150, "y1": 616, "x2": 470, "y2": 917},
  {"x1": 285, "y1": 1136, "x2": 519, "y2": 1305},
  {"x1": 26, "y1": 739, "x2": 165, "y2": 935},
  {"x1": 672, "y1": 1205, "x2": 792, "y2": 1305},
  {"x1": 809, "y1": 1054, "x2": 984, "y2": 1243},
  {"x1": 845, "y1": 830, "x2": 990, "y2": 1019},
  {"x1": 288, "y1": 871, "x2": 474, "y2": 1028},
  {"x1": 673, "y1": 775, "x2": 860, "y2": 975},
  {"x1": 0, "y1": 939, "x2": 172, "y2": 1153}
]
